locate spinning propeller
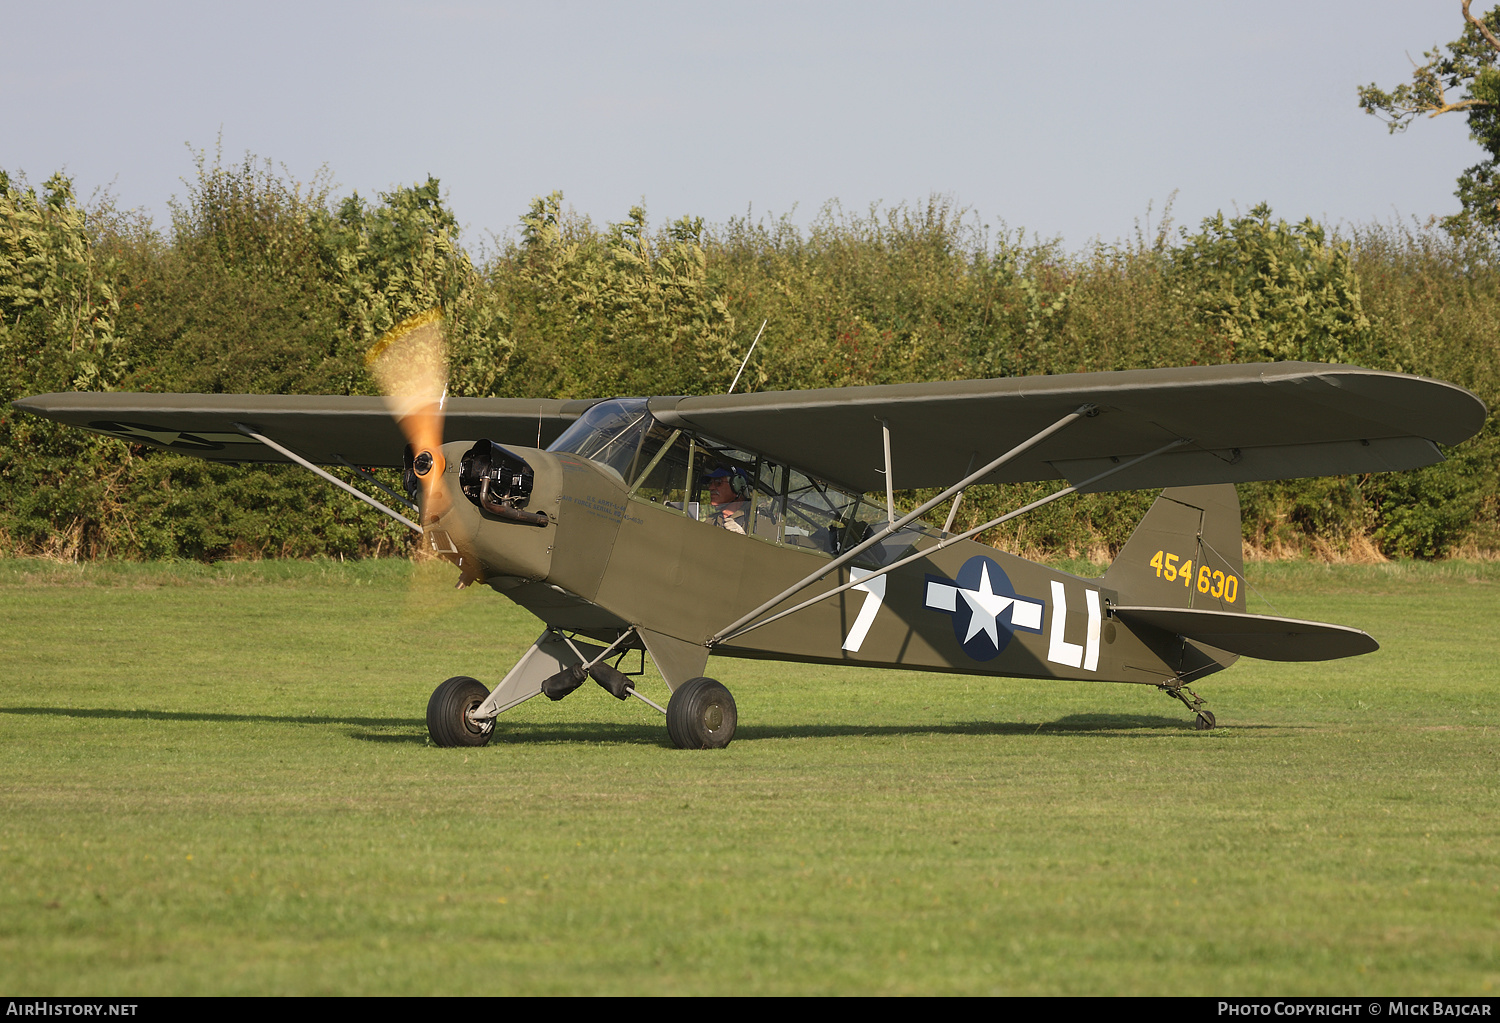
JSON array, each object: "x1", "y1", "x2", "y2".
[
  {"x1": 366, "y1": 308, "x2": 452, "y2": 527},
  {"x1": 366, "y1": 308, "x2": 487, "y2": 594},
  {"x1": 366, "y1": 308, "x2": 548, "y2": 595}
]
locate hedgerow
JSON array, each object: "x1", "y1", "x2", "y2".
[{"x1": 1, "y1": 156, "x2": 1494, "y2": 560}]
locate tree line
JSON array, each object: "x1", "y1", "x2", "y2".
[{"x1": 0, "y1": 154, "x2": 1495, "y2": 562}]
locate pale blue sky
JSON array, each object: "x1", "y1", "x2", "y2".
[{"x1": 1, "y1": 1, "x2": 1483, "y2": 249}]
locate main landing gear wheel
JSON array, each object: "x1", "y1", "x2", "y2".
[
  {"x1": 666, "y1": 677, "x2": 737, "y2": 749},
  {"x1": 427, "y1": 675, "x2": 493, "y2": 747},
  {"x1": 1195, "y1": 710, "x2": 1217, "y2": 731}
]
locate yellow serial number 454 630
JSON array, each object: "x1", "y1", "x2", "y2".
[{"x1": 1149, "y1": 550, "x2": 1239, "y2": 603}]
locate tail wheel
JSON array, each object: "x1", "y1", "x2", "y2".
[
  {"x1": 666, "y1": 677, "x2": 737, "y2": 749},
  {"x1": 427, "y1": 675, "x2": 493, "y2": 747}
]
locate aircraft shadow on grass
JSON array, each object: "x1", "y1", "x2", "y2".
[
  {"x1": 0, "y1": 705, "x2": 424, "y2": 729},
  {"x1": 355, "y1": 712, "x2": 1288, "y2": 746},
  {"x1": 1, "y1": 706, "x2": 1288, "y2": 748}
]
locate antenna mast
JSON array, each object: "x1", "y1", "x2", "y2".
[{"x1": 727, "y1": 320, "x2": 767, "y2": 395}]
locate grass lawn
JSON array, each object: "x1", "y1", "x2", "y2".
[{"x1": 0, "y1": 558, "x2": 1496, "y2": 995}]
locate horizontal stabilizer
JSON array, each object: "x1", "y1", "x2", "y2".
[{"x1": 1112, "y1": 606, "x2": 1379, "y2": 662}]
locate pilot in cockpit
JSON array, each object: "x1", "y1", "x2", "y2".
[{"x1": 702, "y1": 467, "x2": 751, "y2": 534}]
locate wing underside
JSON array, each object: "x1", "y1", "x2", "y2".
[{"x1": 10, "y1": 392, "x2": 598, "y2": 467}]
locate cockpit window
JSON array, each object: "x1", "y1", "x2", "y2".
[
  {"x1": 625, "y1": 425, "x2": 937, "y2": 567},
  {"x1": 562, "y1": 406, "x2": 943, "y2": 567},
  {"x1": 547, "y1": 399, "x2": 653, "y2": 480}
]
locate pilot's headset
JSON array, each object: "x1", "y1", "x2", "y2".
[{"x1": 706, "y1": 466, "x2": 751, "y2": 499}]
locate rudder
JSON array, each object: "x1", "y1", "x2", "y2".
[{"x1": 1102, "y1": 484, "x2": 1245, "y2": 612}]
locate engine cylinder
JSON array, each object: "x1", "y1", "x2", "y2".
[{"x1": 459, "y1": 440, "x2": 546, "y2": 525}]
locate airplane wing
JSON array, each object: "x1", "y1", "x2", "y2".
[
  {"x1": 14, "y1": 363, "x2": 1486, "y2": 488},
  {"x1": 1112, "y1": 606, "x2": 1380, "y2": 661},
  {"x1": 646, "y1": 362, "x2": 1487, "y2": 493},
  {"x1": 9, "y1": 392, "x2": 599, "y2": 467}
]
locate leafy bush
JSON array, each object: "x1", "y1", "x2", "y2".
[{"x1": 1170, "y1": 203, "x2": 1369, "y2": 364}]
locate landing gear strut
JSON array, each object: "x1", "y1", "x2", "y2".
[
  {"x1": 424, "y1": 628, "x2": 737, "y2": 749},
  {"x1": 1159, "y1": 680, "x2": 1216, "y2": 730}
]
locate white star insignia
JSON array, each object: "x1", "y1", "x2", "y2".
[
  {"x1": 925, "y1": 563, "x2": 1043, "y2": 650},
  {"x1": 959, "y1": 562, "x2": 1016, "y2": 647}
]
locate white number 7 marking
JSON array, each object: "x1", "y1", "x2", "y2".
[{"x1": 842, "y1": 568, "x2": 887, "y2": 652}]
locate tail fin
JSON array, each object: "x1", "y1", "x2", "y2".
[{"x1": 1102, "y1": 484, "x2": 1245, "y2": 612}]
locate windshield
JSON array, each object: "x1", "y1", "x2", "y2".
[{"x1": 547, "y1": 399, "x2": 654, "y2": 481}]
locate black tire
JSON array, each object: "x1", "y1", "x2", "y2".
[
  {"x1": 427, "y1": 675, "x2": 493, "y2": 747},
  {"x1": 666, "y1": 676, "x2": 737, "y2": 749},
  {"x1": 1195, "y1": 710, "x2": 1217, "y2": 731}
]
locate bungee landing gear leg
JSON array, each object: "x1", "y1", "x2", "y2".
[{"x1": 1159, "y1": 680, "x2": 1216, "y2": 730}]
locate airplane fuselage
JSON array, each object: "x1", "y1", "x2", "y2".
[{"x1": 426, "y1": 441, "x2": 1237, "y2": 690}]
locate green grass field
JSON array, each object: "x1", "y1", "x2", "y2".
[{"x1": 1, "y1": 558, "x2": 1496, "y2": 995}]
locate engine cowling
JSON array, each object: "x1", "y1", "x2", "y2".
[{"x1": 417, "y1": 442, "x2": 562, "y2": 586}]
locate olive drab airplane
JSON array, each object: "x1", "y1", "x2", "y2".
[{"x1": 14, "y1": 312, "x2": 1488, "y2": 748}]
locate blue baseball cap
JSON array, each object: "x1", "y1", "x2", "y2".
[{"x1": 702, "y1": 466, "x2": 748, "y2": 483}]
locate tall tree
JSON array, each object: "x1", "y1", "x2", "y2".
[{"x1": 1360, "y1": 2, "x2": 1500, "y2": 236}]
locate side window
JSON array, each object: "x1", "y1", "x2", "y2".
[
  {"x1": 783, "y1": 470, "x2": 860, "y2": 554},
  {"x1": 696, "y1": 444, "x2": 757, "y2": 532},
  {"x1": 625, "y1": 422, "x2": 679, "y2": 490},
  {"x1": 632, "y1": 431, "x2": 699, "y2": 519},
  {"x1": 839, "y1": 494, "x2": 886, "y2": 560},
  {"x1": 847, "y1": 495, "x2": 932, "y2": 568},
  {"x1": 630, "y1": 432, "x2": 887, "y2": 561},
  {"x1": 750, "y1": 460, "x2": 785, "y2": 541}
]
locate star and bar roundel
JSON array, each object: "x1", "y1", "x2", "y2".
[{"x1": 923, "y1": 556, "x2": 1045, "y2": 661}]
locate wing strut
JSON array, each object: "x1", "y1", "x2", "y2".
[
  {"x1": 712, "y1": 403, "x2": 1096, "y2": 643},
  {"x1": 881, "y1": 418, "x2": 895, "y2": 526},
  {"x1": 232, "y1": 423, "x2": 421, "y2": 533},
  {"x1": 712, "y1": 436, "x2": 1189, "y2": 646},
  {"x1": 942, "y1": 452, "x2": 977, "y2": 533},
  {"x1": 712, "y1": 403, "x2": 1095, "y2": 645},
  {"x1": 334, "y1": 455, "x2": 417, "y2": 512}
]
